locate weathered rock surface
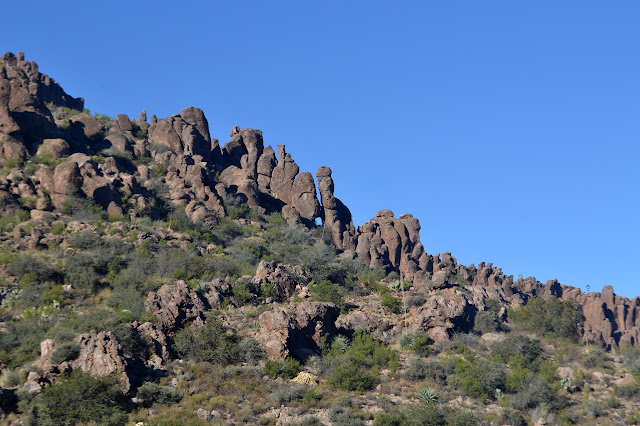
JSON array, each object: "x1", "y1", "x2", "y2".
[
  {"x1": 255, "y1": 302, "x2": 340, "y2": 360},
  {"x1": 73, "y1": 331, "x2": 131, "y2": 392},
  {"x1": 253, "y1": 260, "x2": 306, "y2": 301}
]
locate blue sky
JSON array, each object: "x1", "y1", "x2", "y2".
[{"x1": 2, "y1": 1, "x2": 639, "y2": 298}]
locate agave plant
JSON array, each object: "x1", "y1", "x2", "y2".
[
  {"x1": 332, "y1": 335, "x2": 349, "y2": 353},
  {"x1": 194, "y1": 281, "x2": 209, "y2": 294},
  {"x1": 399, "y1": 333, "x2": 416, "y2": 350},
  {"x1": 418, "y1": 387, "x2": 438, "y2": 404}
]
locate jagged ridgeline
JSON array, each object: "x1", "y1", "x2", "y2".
[{"x1": 2, "y1": 51, "x2": 640, "y2": 424}]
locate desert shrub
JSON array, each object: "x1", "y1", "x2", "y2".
[
  {"x1": 329, "y1": 357, "x2": 377, "y2": 391},
  {"x1": 405, "y1": 357, "x2": 428, "y2": 380},
  {"x1": 107, "y1": 286, "x2": 148, "y2": 321},
  {"x1": 403, "y1": 404, "x2": 482, "y2": 426},
  {"x1": 0, "y1": 316, "x2": 51, "y2": 367},
  {"x1": 136, "y1": 381, "x2": 181, "y2": 407},
  {"x1": 173, "y1": 318, "x2": 239, "y2": 365},
  {"x1": 381, "y1": 293, "x2": 402, "y2": 314},
  {"x1": 617, "y1": 381, "x2": 640, "y2": 400},
  {"x1": 50, "y1": 341, "x2": 81, "y2": 364},
  {"x1": 68, "y1": 230, "x2": 103, "y2": 249},
  {"x1": 8, "y1": 255, "x2": 59, "y2": 283},
  {"x1": 628, "y1": 412, "x2": 640, "y2": 425},
  {"x1": 407, "y1": 294, "x2": 427, "y2": 307},
  {"x1": 491, "y1": 335, "x2": 542, "y2": 369},
  {"x1": 511, "y1": 376, "x2": 555, "y2": 410},
  {"x1": 19, "y1": 371, "x2": 128, "y2": 426},
  {"x1": 263, "y1": 357, "x2": 302, "y2": 379},
  {"x1": 583, "y1": 348, "x2": 611, "y2": 370},
  {"x1": 328, "y1": 398, "x2": 365, "y2": 426},
  {"x1": 500, "y1": 409, "x2": 526, "y2": 426},
  {"x1": 65, "y1": 253, "x2": 101, "y2": 293},
  {"x1": 238, "y1": 338, "x2": 264, "y2": 365},
  {"x1": 308, "y1": 280, "x2": 344, "y2": 310},
  {"x1": 375, "y1": 412, "x2": 408, "y2": 426},
  {"x1": 399, "y1": 332, "x2": 432, "y2": 356},
  {"x1": 272, "y1": 383, "x2": 306, "y2": 405},
  {"x1": 473, "y1": 310, "x2": 504, "y2": 334},
  {"x1": 508, "y1": 296, "x2": 583, "y2": 340}
]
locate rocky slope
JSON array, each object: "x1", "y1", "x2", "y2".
[
  {"x1": 1, "y1": 51, "x2": 637, "y2": 351},
  {"x1": 1, "y1": 52, "x2": 640, "y2": 425}
]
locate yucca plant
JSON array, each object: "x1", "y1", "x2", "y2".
[
  {"x1": 418, "y1": 387, "x2": 438, "y2": 404},
  {"x1": 332, "y1": 335, "x2": 349, "y2": 353}
]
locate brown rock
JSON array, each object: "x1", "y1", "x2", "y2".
[
  {"x1": 253, "y1": 260, "x2": 305, "y2": 301},
  {"x1": 145, "y1": 280, "x2": 208, "y2": 334},
  {"x1": 53, "y1": 160, "x2": 83, "y2": 194},
  {"x1": 36, "y1": 138, "x2": 70, "y2": 160},
  {"x1": 116, "y1": 114, "x2": 133, "y2": 132},
  {"x1": 73, "y1": 331, "x2": 131, "y2": 392},
  {"x1": 69, "y1": 113, "x2": 105, "y2": 142},
  {"x1": 316, "y1": 166, "x2": 356, "y2": 250}
]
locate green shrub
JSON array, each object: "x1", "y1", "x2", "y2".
[
  {"x1": 328, "y1": 357, "x2": 377, "y2": 391},
  {"x1": 263, "y1": 357, "x2": 302, "y2": 379},
  {"x1": 238, "y1": 338, "x2": 264, "y2": 365},
  {"x1": 583, "y1": 348, "x2": 611, "y2": 370},
  {"x1": 328, "y1": 398, "x2": 365, "y2": 426},
  {"x1": 511, "y1": 376, "x2": 555, "y2": 410},
  {"x1": 405, "y1": 357, "x2": 428, "y2": 380},
  {"x1": 19, "y1": 371, "x2": 128, "y2": 426},
  {"x1": 473, "y1": 310, "x2": 504, "y2": 334},
  {"x1": 508, "y1": 296, "x2": 583, "y2": 340},
  {"x1": 173, "y1": 318, "x2": 239, "y2": 365},
  {"x1": 308, "y1": 280, "x2": 344, "y2": 310},
  {"x1": 375, "y1": 412, "x2": 408, "y2": 426},
  {"x1": 50, "y1": 341, "x2": 81, "y2": 364},
  {"x1": 491, "y1": 335, "x2": 543, "y2": 369},
  {"x1": 136, "y1": 381, "x2": 181, "y2": 407},
  {"x1": 381, "y1": 293, "x2": 402, "y2": 314}
]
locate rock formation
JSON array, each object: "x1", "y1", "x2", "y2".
[{"x1": 0, "y1": 51, "x2": 638, "y2": 354}]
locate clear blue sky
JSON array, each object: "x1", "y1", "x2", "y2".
[{"x1": 2, "y1": 1, "x2": 639, "y2": 298}]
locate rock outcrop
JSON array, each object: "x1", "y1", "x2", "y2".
[
  {"x1": 255, "y1": 302, "x2": 340, "y2": 360},
  {"x1": 1, "y1": 51, "x2": 638, "y2": 352},
  {"x1": 73, "y1": 331, "x2": 131, "y2": 392}
]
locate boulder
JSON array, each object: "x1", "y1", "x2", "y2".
[
  {"x1": 69, "y1": 113, "x2": 105, "y2": 142},
  {"x1": 73, "y1": 331, "x2": 131, "y2": 392},
  {"x1": 145, "y1": 280, "x2": 208, "y2": 334},
  {"x1": 53, "y1": 160, "x2": 83, "y2": 194},
  {"x1": 253, "y1": 260, "x2": 306, "y2": 301},
  {"x1": 36, "y1": 138, "x2": 70, "y2": 160}
]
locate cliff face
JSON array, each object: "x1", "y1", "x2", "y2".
[{"x1": 0, "y1": 51, "x2": 638, "y2": 351}]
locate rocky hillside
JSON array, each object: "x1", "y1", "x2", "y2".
[{"x1": 1, "y1": 52, "x2": 640, "y2": 425}]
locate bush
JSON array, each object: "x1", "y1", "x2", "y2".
[
  {"x1": 263, "y1": 358, "x2": 302, "y2": 379},
  {"x1": 136, "y1": 381, "x2": 181, "y2": 407},
  {"x1": 405, "y1": 357, "x2": 428, "y2": 380},
  {"x1": 329, "y1": 398, "x2": 365, "y2": 426},
  {"x1": 65, "y1": 253, "x2": 101, "y2": 293},
  {"x1": 491, "y1": 335, "x2": 542, "y2": 369},
  {"x1": 583, "y1": 349, "x2": 611, "y2": 370},
  {"x1": 50, "y1": 341, "x2": 81, "y2": 364},
  {"x1": 328, "y1": 357, "x2": 377, "y2": 391},
  {"x1": 508, "y1": 296, "x2": 583, "y2": 340},
  {"x1": 238, "y1": 338, "x2": 264, "y2": 365},
  {"x1": 511, "y1": 376, "x2": 555, "y2": 410},
  {"x1": 473, "y1": 310, "x2": 503, "y2": 334},
  {"x1": 381, "y1": 294, "x2": 402, "y2": 314},
  {"x1": 173, "y1": 318, "x2": 239, "y2": 365},
  {"x1": 19, "y1": 371, "x2": 128, "y2": 426},
  {"x1": 308, "y1": 280, "x2": 344, "y2": 310}
]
